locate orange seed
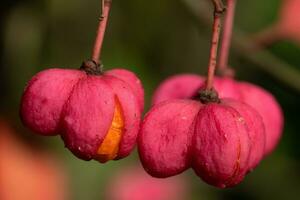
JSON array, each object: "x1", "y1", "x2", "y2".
[{"x1": 96, "y1": 97, "x2": 124, "y2": 163}]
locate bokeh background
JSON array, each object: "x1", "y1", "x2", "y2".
[{"x1": 1, "y1": 0, "x2": 300, "y2": 199}]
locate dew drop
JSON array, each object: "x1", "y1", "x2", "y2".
[{"x1": 237, "y1": 117, "x2": 244, "y2": 123}]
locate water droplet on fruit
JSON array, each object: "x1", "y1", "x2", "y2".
[{"x1": 237, "y1": 117, "x2": 244, "y2": 123}]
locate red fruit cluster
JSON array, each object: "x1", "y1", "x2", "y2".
[
  {"x1": 138, "y1": 74, "x2": 283, "y2": 188},
  {"x1": 20, "y1": 62, "x2": 144, "y2": 163}
]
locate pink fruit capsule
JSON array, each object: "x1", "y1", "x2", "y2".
[
  {"x1": 20, "y1": 69, "x2": 85, "y2": 136},
  {"x1": 138, "y1": 100, "x2": 202, "y2": 178},
  {"x1": 20, "y1": 62, "x2": 144, "y2": 163},
  {"x1": 139, "y1": 89, "x2": 265, "y2": 188},
  {"x1": 224, "y1": 99, "x2": 266, "y2": 171},
  {"x1": 238, "y1": 82, "x2": 284, "y2": 156},
  {"x1": 192, "y1": 99, "x2": 252, "y2": 188},
  {"x1": 152, "y1": 74, "x2": 283, "y2": 156}
]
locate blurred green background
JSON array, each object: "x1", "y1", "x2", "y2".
[{"x1": 1, "y1": 0, "x2": 300, "y2": 199}]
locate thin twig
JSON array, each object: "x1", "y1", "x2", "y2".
[
  {"x1": 206, "y1": 0, "x2": 225, "y2": 90},
  {"x1": 91, "y1": 0, "x2": 112, "y2": 63},
  {"x1": 252, "y1": 24, "x2": 283, "y2": 49},
  {"x1": 218, "y1": 0, "x2": 236, "y2": 75},
  {"x1": 180, "y1": 0, "x2": 300, "y2": 92}
]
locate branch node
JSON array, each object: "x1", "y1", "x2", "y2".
[{"x1": 212, "y1": 0, "x2": 226, "y2": 15}]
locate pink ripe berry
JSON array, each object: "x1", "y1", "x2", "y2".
[
  {"x1": 224, "y1": 99, "x2": 266, "y2": 171},
  {"x1": 138, "y1": 91, "x2": 265, "y2": 188},
  {"x1": 139, "y1": 100, "x2": 202, "y2": 177},
  {"x1": 105, "y1": 165, "x2": 189, "y2": 200},
  {"x1": 192, "y1": 99, "x2": 265, "y2": 188},
  {"x1": 20, "y1": 62, "x2": 144, "y2": 163},
  {"x1": 20, "y1": 69, "x2": 85, "y2": 136},
  {"x1": 192, "y1": 99, "x2": 252, "y2": 188},
  {"x1": 238, "y1": 82, "x2": 284, "y2": 156},
  {"x1": 152, "y1": 74, "x2": 283, "y2": 156}
]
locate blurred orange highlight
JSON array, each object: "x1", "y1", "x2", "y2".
[{"x1": 0, "y1": 119, "x2": 68, "y2": 200}]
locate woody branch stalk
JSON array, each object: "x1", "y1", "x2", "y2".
[
  {"x1": 92, "y1": 0, "x2": 112, "y2": 64},
  {"x1": 206, "y1": 0, "x2": 225, "y2": 90},
  {"x1": 218, "y1": 0, "x2": 236, "y2": 76},
  {"x1": 179, "y1": 0, "x2": 300, "y2": 92}
]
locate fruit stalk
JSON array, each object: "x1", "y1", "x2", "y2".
[
  {"x1": 180, "y1": 0, "x2": 300, "y2": 92},
  {"x1": 252, "y1": 25, "x2": 282, "y2": 49},
  {"x1": 91, "y1": 0, "x2": 112, "y2": 63},
  {"x1": 218, "y1": 0, "x2": 236, "y2": 74},
  {"x1": 206, "y1": 0, "x2": 225, "y2": 90}
]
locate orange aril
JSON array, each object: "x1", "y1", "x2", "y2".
[{"x1": 97, "y1": 97, "x2": 124, "y2": 163}]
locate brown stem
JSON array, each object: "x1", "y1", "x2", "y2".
[
  {"x1": 91, "y1": 0, "x2": 112, "y2": 63},
  {"x1": 252, "y1": 24, "x2": 283, "y2": 49},
  {"x1": 212, "y1": 0, "x2": 226, "y2": 13},
  {"x1": 180, "y1": 0, "x2": 300, "y2": 92},
  {"x1": 218, "y1": 0, "x2": 236, "y2": 75},
  {"x1": 206, "y1": 0, "x2": 225, "y2": 90}
]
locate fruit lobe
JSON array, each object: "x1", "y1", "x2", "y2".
[
  {"x1": 103, "y1": 75, "x2": 141, "y2": 160},
  {"x1": 61, "y1": 77, "x2": 115, "y2": 161},
  {"x1": 20, "y1": 69, "x2": 85, "y2": 135},
  {"x1": 225, "y1": 98, "x2": 266, "y2": 170},
  {"x1": 106, "y1": 69, "x2": 144, "y2": 111},
  {"x1": 138, "y1": 100, "x2": 202, "y2": 178},
  {"x1": 238, "y1": 82, "x2": 283, "y2": 155},
  {"x1": 192, "y1": 99, "x2": 252, "y2": 188}
]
